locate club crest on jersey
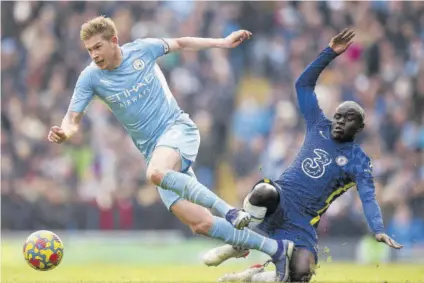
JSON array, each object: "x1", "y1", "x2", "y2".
[
  {"x1": 336, "y1": 155, "x2": 348, "y2": 166},
  {"x1": 133, "y1": 59, "x2": 145, "y2": 71}
]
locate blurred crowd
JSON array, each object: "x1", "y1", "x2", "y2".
[{"x1": 2, "y1": 1, "x2": 424, "y2": 249}]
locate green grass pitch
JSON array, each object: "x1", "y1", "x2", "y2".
[
  {"x1": 2, "y1": 237, "x2": 423, "y2": 283},
  {"x1": 3, "y1": 261, "x2": 424, "y2": 282}
]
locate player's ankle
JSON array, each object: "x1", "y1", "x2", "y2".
[{"x1": 271, "y1": 240, "x2": 284, "y2": 261}]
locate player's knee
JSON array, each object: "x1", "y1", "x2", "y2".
[
  {"x1": 190, "y1": 215, "x2": 213, "y2": 235},
  {"x1": 249, "y1": 183, "x2": 279, "y2": 207},
  {"x1": 245, "y1": 182, "x2": 279, "y2": 218},
  {"x1": 146, "y1": 167, "x2": 165, "y2": 186}
]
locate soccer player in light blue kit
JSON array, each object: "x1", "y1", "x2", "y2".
[{"x1": 48, "y1": 16, "x2": 294, "y2": 281}]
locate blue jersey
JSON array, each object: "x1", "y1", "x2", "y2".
[
  {"x1": 273, "y1": 47, "x2": 385, "y2": 235},
  {"x1": 69, "y1": 38, "x2": 182, "y2": 157}
]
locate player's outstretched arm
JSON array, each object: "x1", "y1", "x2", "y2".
[
  {"x1": 48, "y1": 67, "x2": 94, "y2": 144},
  {"x1": 355, "y1": 159, "x2": 403, "y2": 249},
  {"x1": 164, "y1": 30, "x2": 252, "y2": 52},
  {"x1": 295, "y1": 28, "x2": 355, "y2": 122}
]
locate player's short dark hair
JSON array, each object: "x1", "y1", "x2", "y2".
[{"x1": 338, "y1": 101, "x2": 365, "y2": 124}]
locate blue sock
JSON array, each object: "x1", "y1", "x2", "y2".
[
  {"x1": 160, "y1": 171, "x2": 234, "y2": 217},
  {"x1": 208, "y1": 217, "x2": 278, "y2": 257}
]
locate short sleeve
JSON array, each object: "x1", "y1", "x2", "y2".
[
  {"x1": 134, "y1": 38, "x2": 170, "y2": 60},
  {"x1": 69, "y1": 68, "x2": 95, "y2": 113}
]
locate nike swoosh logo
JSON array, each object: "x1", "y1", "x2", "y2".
[{"x1": 319, "y1": 131, "x2": 329, "y2": 139}]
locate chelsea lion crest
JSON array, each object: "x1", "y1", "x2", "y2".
[
  {"x1": 336, "y1": 155, "x2": 348, "y2": 166},
  {"x1": 133, "y1": 59, "x2": 145, "y2": 71}
]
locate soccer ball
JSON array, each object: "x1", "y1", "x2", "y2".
[{"x1": 23, "y1": 230, "x2": 64, "y2": 271}]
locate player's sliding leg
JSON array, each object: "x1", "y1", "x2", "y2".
[
  {"x1": 215, "y1": 249, "x2": 316, "y2": 283},
  {"x1": 217, "y1": 249, "x2": 316, "y2": 282},
  {"x1": 169, "y1": 200, "x2": 294, "y2": 282},
  {"x1": 147, "y1": 146, "x2": 251, "y2": 229}
]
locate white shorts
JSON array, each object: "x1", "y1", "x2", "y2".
[{"x1": 146, "y1": 114, "x2": 200, "y2": 210}]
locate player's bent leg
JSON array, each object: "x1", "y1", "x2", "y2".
[
  {"x1": 147, "y1": 146, "x2": 251, "y2": 229},
  {"x1": 207, "y1": 216, "x2": 294, "y2": 281},
  {"x1": 289, "y1": 248, "x2": 316, "y2": 283},
  {"x1": 170, "y1": 199, "x2": 214, "y2": 235},
  {"x1": 202, "y1": 222, "x2": 271, "y2": 267},
  {"x1": 169, "y1": 197, "x2": 293, "y2": 281},
  {"x1": 146, "y1": 146, "x2": 182, "y2": 182},
  {"x1": 202, "y1": 218, "x2": 269, "y2": 266},
  {"x1": 204, "y1": 182, "x2": 279, "y2": 267}
]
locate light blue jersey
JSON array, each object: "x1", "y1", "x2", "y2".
[{"x1": 69, "y1": 38, "x2": 183, "y2": 158}]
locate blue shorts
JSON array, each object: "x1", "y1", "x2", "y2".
[
  {"x1": 258, "y1": 195, "x2": 319, "y2": 263},
  {"x1": 146, "y1": 114, "x2": 200, "y2": 211}
]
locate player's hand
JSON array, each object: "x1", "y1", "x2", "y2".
[
  {"x1": 48, "y1": 126, "x2": 68, "y2": 144},
  {"x1": 221, "y1": 30, "x2": 252, "y2": 48},
  {"x1": 375, "y1": 233, "x2": 403, "y2": 249},
  {"x1": 329, "y1": 28, "x2": 355, "y2": 55}
]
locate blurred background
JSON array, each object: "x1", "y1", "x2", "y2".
[{"x1": 2, "y1": 0, "x2": 424, "y2": 267}]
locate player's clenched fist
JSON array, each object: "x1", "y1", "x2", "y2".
[{"x1": 48, "y1": 126, "x2": 68, "y2": 143}]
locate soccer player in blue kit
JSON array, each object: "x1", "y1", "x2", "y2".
[
  {"x1": 203, "y1": 29, "x2": 403, "y2": 282},
  {"x1": 48, "y1": 16, "x2": 296, "y2": 281}
]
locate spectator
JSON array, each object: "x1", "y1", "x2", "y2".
[{"x1": 1, "y1": 2, "x2": 422, "y2": 249}]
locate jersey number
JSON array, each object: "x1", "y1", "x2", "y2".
[{"x1": 301, "y1": 149, "x2": 332, "y2": 179}]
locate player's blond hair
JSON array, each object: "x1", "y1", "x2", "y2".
[{"x1": 80, "y1": 16, "x2": 117, "y2": 41}]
